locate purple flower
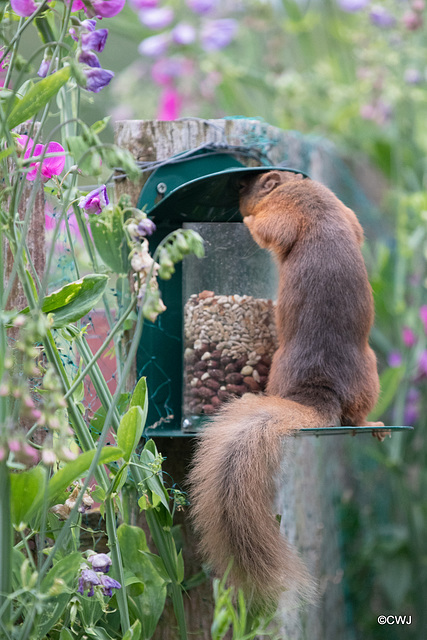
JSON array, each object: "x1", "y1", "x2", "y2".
[
  {"x1": 79, "y1": 185, "x2": 109, "y2": 214},
  {"x1": 388, "y1": 351, "x2": 402, "y2": 368},
  {"x1": 151, "y1": 58, "x2": 188, "y2": 85},
  {"x1": 402, "y1": 326, "x2": 417, "y2": 348},
  {"x1": 88, "y1": 553, "x2": 112, "y2": 573},
  {"x1": 139, "y1": 7, "x2": 174, "y2": 29},
  {"x1": 186, "y1": 0, "x2": 217, "y2": 14},
  {"x1": 78, "y1": 569, "x2": 101, "y2": 597},
  {"x1": 337, "y1": 0, "x2": 369, "y2": 11},
  {"x1": 138, "y1": 33, "x2": 170, "y2": 57},
  {"x1": 172, "y1": 23, "x2": 196, "y2": 45},
  {"x1": 81, "y1": 28, "x2": 109, "y2": 53},
  {"x1": 129, "y1": 0, "x2": 158, "y2": 9},
  {"x1": 78, "y1": 50, "x2": 101, "y2": 67},
  {"x1": 10, "y1": 0, "x2": 38, "y2": 17},
  {"x1": 404, "y1": 68, "x2": 422, "y2": 84},
  {"x1": 370, "y1": 6, "x2": 396, "y2": 28},
  {"x1": 99, "y1": 574, "x2": 122, "y2": 597},
  {"x1": 84, "y1": 66, "x2": 114, "y2": 92},
  {"x1": 91, "y1": 0, "x2": 126, "y2": 18},
  {"x1": 37, "y1": 58, "x2": 51, "y2": 78},
  {"x1": 200, "y1": 19, "x2": 237, "y2": 52},
  {"x1": 137, "y1": 218, "x2": 156, "y2": 236}
]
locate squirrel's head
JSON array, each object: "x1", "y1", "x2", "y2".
[{"x1": 239, "y1": 170, "x2": 304, "y2": 218}]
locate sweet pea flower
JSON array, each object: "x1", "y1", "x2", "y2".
[
  {"x1": 337, "y1": 0, "x2": 369, "y2": 11},
  {"x1": 83, "y1": 66, "x2": 114, "y2": 92},
  {"x1": 88, "y1": 553, "x2": 112, "y2": 573},
  {"x1": 91, "y1": 0, "x2": 126, "y2": 18},
  {"x1": 172, "y1": 23, "x2": 196, "y2": 45},
  {"x1": 388, "y1": 351, "x2": 402, "y2": 368},
  {"x1": 186, "y1": 0, "x2": 217, "y2": 14},
  {"x1": 37, "y1": 58, "x2": 51, "y2": 78},
  {"x1": 81, "y1": 28, "x2": 109, "y2": 52},
  {"x1": 139, "y1": 7, "x2": 174, "y2": 29},
  {"x1": 78, "y1": 50, "x2": 101, "y2": 67},
  {"x1": 138, "y1": 33, "x2": 170, "y2": 57},
  {"x1": 99, "y1": 575, "x2": 122, "y2": 597},
  {"x1": 157, "y1": 86, "x2": 182, "y2": 120},
  {"x1": 70, "y1": 0, "x2": 86, "y2": 10},
  {"x1": 10, "y1": 0, "x2": 38, "y2": 17},
  {"x1": 370, "y1": 6, "x2": 396, "y2": 28},
  {"x1": 137, "y1": 217, "x2": 156, "y2": 236},
  {"x1": 200, "y1": 19, "x2": 238, "y2": 52},
  {"x1": 129, "y1": 0, "x2": 158, "y2": 9},
  {"x1": 78, "y1": 569, "x2": 101, "y2": 597},
  {"x1": 17, "y1": 136, "x2": 66, "y2": 182},
  {"x1": 78, "y1": 185, "x2": 109, "y2": 214},
  {"x1": 402, "y1": 326, "x2": 417, "y2": 347}
]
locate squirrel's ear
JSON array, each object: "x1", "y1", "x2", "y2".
[{"x1": 258, "y1": 171, "x2": 284, "y2": 195}]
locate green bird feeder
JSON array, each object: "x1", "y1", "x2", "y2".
[{"x1": 136, "y1": 150, "x2": 412, "y2": 440}]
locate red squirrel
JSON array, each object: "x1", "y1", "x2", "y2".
[{"x1": 188, "y1": 171, "x2": 383, "y2": 611}]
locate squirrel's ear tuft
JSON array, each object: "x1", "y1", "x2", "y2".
[{"x1": 258, "y1": 171, "x2": 284, "y2": 195}]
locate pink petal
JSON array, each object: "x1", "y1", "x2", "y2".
[
  {"x1": 156, "y1": 86, "x2": 182, "y2": 120},
  {"x1": 41, "y1": 141, "x2": 66, "y2": 179},
  {"x1": 10, "y1": 0, "x2": 38, "y2": 17}
]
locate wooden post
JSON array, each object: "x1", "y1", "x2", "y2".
[{"x1": 114, "y1": 118, "x2": 358, "y2": 640}]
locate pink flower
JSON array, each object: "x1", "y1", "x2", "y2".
[
  {"x1": 21, "y1": 138, "x2": 66, "y2": 182},
  {"x1": 388, "y1": 351, "x2": 402, "y2": 368},
  {"x1": 129, "y1": 0, "x2": 158, "y2": 8},
  {"x1": 151, "y1": 58, "x2": 189, "y2": 85},
  {"x1": 420, "y1": 305, "x2": 427, "y2": 333},
  {"x1": 157, "y1": 86, "x2": 182, "y2": 120},
  {"x1": 418, "y1": 350, "x2": 427, "y2": 377},
  {"x1": 402, "y1": 326, "x2": 417, "y2": 347},
  {"x1": 10, "y1": 0, "x2": 38, "y2": 17},
  {"x1": 70, "y1": 0, "x2": 86, "y2": 10},
  {"x1": 139, "y1": 7, "x2": 174, "y2": 29},
  {"x1": 403, "y1": 10, "x2": 423, "y2": 30},
  {"x1": 91, "y1": 0, "x2": 126, "y2": 18},
  {"x1": 78, "y1": 185, "x2": 109, "y2": 214}
]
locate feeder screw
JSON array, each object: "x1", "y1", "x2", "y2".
[{"x1": 157, "y1": 182, "x2": 167, "y2": 195}]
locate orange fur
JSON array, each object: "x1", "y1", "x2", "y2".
[{"x1": 188, "y1": 172, "x2": 382, "y2": 611}]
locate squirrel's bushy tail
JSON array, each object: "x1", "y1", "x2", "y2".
[{"x1": 188, "y1": 393, "x2": 329, "y2": 610}]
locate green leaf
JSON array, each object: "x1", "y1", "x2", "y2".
[
  {"x1": 368, "y1": 365, "x2": 406, "y2": 422},
  {"x1": 91, "y1": 116, "x2": 111, "y2": 135},
  {"x1": 7, "y1": 66, "x2": 71, "y2": 130},
  {"x1": 139, "y1": 446, "x2": 170, "y2": 513},
  {"x1": 20, "y1": 274, "x2": 108, "y2": 328},
  {"x1": 117, "y1": 406, "x2": 145, "y2": 463},
  {"x1": 122, "y1": 619, "x2": 142, "y2": 640},
  {"x1": 118, "y1": 524, "x2": 167, "y2": 638},
  {"x1": 26, "y1": 447, "x2": 123, "y2": 522},
  {"x1": 90, "y1": 393, "x2": 130, "y2": 437},
  {"x1": 66, "y1": 135, "x2": 102, "y2": 176},
  {"x1": 37, "y1": 552, "x2": 83, "y2": 638},
  {"x1": 89, "y1": 206, "x2": 130, "y2": 274},
  {"x1": 10, "y1": 466, "x2": 46, "y2": 528},
  {"x1": 60, "y1": 630, "x2": 74, "y2": 640}
]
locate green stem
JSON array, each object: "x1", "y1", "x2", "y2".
[{"x1": 0, "y1": 462, "x2": 12, "y2": 629}]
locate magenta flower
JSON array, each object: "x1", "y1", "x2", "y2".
[
  {"x1": 139, "y1": 7, "x2": 174, "y2": 29},
  {"x1": 70, "y1": 0, "x2": 86, "y2": 10},
  {"x1": 91, "y1": 0, "x2": 126, "y2": 18},
  {"x1": 17, "y1": 136, "x2": 66, "y2": 182},
  {"x1": 138, "y1": 33, "x2": 170, "y2": 57},
  {"x1": 99, "y1": 574, "x2": 122, "y2": 597},
  {"x1": 83, "y1": 66, "x2": 114, "y2": 92},
  {"x1": 88, "y1": 553, "x2": 112, "y2": 573},
  {"x1": 172, "y1": 23, "x2": 196, "y2": 45},
  {"x1": 402, "y1": 326, "x2": 417, "y2": 348},
  {"x1": 337, "y1": 0, "x2": 369, "y2": 11},
  {"x1": 186, "y1": 0, "x2": 217, "y2": 14},
  {"x1": 10, "y1": 0, "x2": 38, "y2": 17},
  {"x1": 78, "y1": 185, "x2": 109, "y2": 214},
  {"x1": 157, "y1": 86, "x2": 182, "y2": 120},
  {"x1": 200, "y1": 19, "x2": 238, "y2": 51}
]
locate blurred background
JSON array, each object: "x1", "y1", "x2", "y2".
[{"x1": 16, "y1": 0, "x2": 427, "y2": 637}]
